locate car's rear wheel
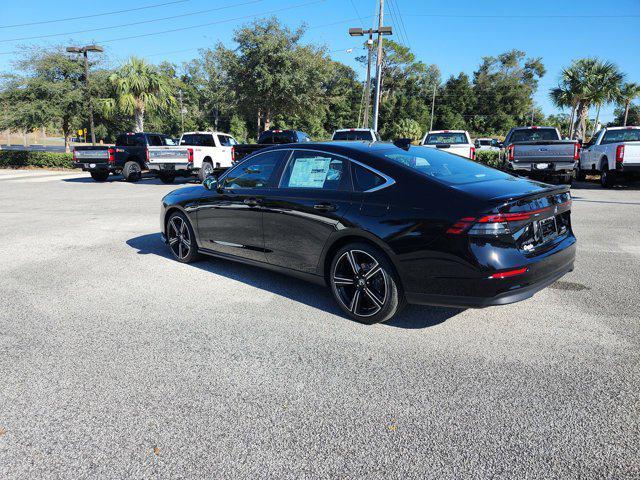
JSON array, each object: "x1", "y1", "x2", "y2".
[
  {"x1": 166, "y1": 212, "x2": 200, "y2": 263},
  {"x1": 90, "y1": 171, "x2": 109, "y2": 182},
  {"x1": 199, "y1": 160, "x2": 214, "y2": 182},
  {"x1": 600, "y1": 159, "x2": 615, "y2": 188},
  {"x1": 122, "y1": 161, "x2": 142, "y2": 182},
  {"x1": 329, "y1": 243, "x2": 404, "y2": 324}
]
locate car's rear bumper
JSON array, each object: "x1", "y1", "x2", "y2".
[
  {"x1": 147, "y1": 162, "x2": 194, "y2": 172},
  {"x1": 405, "y1": 237, "x2": 576, "y2": 308},
  {"x1": 73, "y1": 161, "x2": 116, "y2": 172},
  {"x1": 510, "y1": 160, "x2": 576, "y2": 173}
]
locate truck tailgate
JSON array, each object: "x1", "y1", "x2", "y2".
[
  {"x1": 514, "y1": 141, "x2": 575, "y2": 161},
  {"x1": 74, "y1": 148, "x2": 109, "y2": 161},
  {"x1": 424, "y1": 144, "x2": 473, "y2": 158},
  {"x1": 623, "y1": 143, "x2": 640, "y2": 165},
  {"x1": 148, "y1": 147, "x2": 191, "y2": 164}
]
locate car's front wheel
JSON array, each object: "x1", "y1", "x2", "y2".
[
  {"x1": 166, "y1": 212, "x2": 200, "y2": 263},
  {"x1": 329, "y1": 243, "x2": 404, "y2": 324}
]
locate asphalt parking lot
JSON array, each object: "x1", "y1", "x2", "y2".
[{"x1": 0, "y1": 169, "x2": 638, "y2": 479}]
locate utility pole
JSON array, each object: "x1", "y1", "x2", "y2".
[
  {"x1": 348, "y1": 8, "x2": 392, "y2": 133},
  {"x1": 178, "y1": 89, "x2": 185, "y2": 132},
  {"x1": 372, "y1": 0, "x2": 385, "y2": 132},
  {"x1": 67, "y1": 44, "x2": 103, "y2": 146},
  {"x1": 429, "y1": 82, "x2": 437, "y2": 132},
  {"x1": 362, "y1": 35, "x2": 374, "y2": 129}
]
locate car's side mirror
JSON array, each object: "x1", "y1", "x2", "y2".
[{"x1": 203, "y1": 176, "x2": 219, "y2": 191}]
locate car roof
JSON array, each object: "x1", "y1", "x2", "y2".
[
  {"x1": 428, "y1": 130, "x2": 467, "y2": 134},
  {"x1": 181, "y1": 131, "x2": 231, "y2": 135},
  {"x1": 333, "y1": 128, "x2": 374, "y2": 133}
]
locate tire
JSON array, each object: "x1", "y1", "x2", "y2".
[
  {"x1": 199, "y1": 160, "x2": 214, "y2": 182},
  {"x1": 166, "y1": 211, "x2": 201, "y2": 263},
  {"x1": 329, "y1": 242, "x2": 405, "y2": 324},
  {"x1": 159, "y1": 172, "x2": 175, "y2": 184},
  {"x1": 600, "y1": 159, "x2": 615, "y2": 188},
  {"x1": 561, "y1": 174, "x2": 573, "y2": 185},
  {"x1": 122, "y1": 160, "x2": 142, "y2": 182},
  {"x1": 575, "y1": 163, "x2": 586, "y2": 181},
  {"x1": 90, "y1": 170, "x2": 109, "y2": 182}
]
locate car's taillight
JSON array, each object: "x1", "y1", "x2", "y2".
[
  {"x1": 145, "y1": 148, "x2": 150, "y2": 162},
  {"x1": 187, "y1": 148, "x2": 194, "y2": 162},
  {"x1": 573, "y1": 142, "x2": 580, "y2": 161},
  {"x1": 470, "y1": 146, "x2": 476, "y2": 160},
  {"x1": 446, "y1": 217, "x2": 476, "y2": 234},
  {"x1": 108, "y1": 148, "x2": 115, "y2": 163},
  {"x1": 490, "y1": 267, "x2": 528, "y2": 279},
  {"x1": 231, "y1": 146, "x2": 236, "y2": 163},
  {"x1": 72, "y1": 149, "x2": 77, "y2": 162},
  {"x1": 616, "y1": 145, "x2": 625, "y2": 164},
  {"x1": 507, "y1": 145, "x2": 515, "y2": 161}
]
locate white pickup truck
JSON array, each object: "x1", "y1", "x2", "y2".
[
  {"x1": 147, "y1": 131, "x2": 238, "y2": 183},
  {"x1": 577, "y1": 126, "x2": 640, "y2": 187},
  {"x1": 421, "y1": 130, "x2": 476, "y2": 160},
  {"x1": 332, "y1": 128, "x2": 380, "y2": 142}
]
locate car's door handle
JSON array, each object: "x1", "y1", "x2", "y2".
[
  {"x1": 314, "y1": 203, "x2": 337, "y2": 212},
  {"x1": 243, "y1": 198, "x2": 262, "y2": 207}
]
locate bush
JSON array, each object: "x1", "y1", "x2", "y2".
[
  {"x1": 0, "y1": 150, "x2": 74, "y2": 169},
  {"x1": 389, "y1": 118, "x2": 423, "y2": 142},
  {"x1": 475, "y1": 150, "x2": 505, "y2": 169}
]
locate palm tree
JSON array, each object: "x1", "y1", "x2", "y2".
[
  {"x1": 617, "y1": 82, "x2": 640, "y2": 126},
  {"x1": 550, "y1": 83, "x2": 576, "y2": 138},
  {"x1": 551, "y1": 58, "x2": 624, "y2": 140},
  {"x1": 103, "y1": 57, "x2": 175, "y2": 132}
]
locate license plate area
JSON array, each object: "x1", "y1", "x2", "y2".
[
  {"x1": 534, "y1": 163, "x2": 550, "y2": 170},
  {"x1": 161, "y1": 164, "x2": 175, "y2": 171},
  {"x1": 537, "y1": 216, "x2": 558, "y2": 242}
]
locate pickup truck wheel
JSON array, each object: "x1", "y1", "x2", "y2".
[
  {"x1": 122, "y1": 161, "x2": 142, "y2": 182},
  {"x1": 90, "y1": 171, "x2": 109, "y2": 182},
  {"x1": 199, "y1": 161, "x2": 214, "y2": 182},
  {"x1": 600, "y1": 161, "x2": 615, "y2": 188},
  {"x1": 158, "y1": 172, "x2": 175, "y2": 184},
  {"x1": 166, "y1": 212, "x2": 200, "y2": 263}
]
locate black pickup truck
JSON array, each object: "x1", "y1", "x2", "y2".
[
  {"x1": 233, "y1": 129, "x2": 311, "y2": 162},
  {"x1": 73, "y1": 132, "x2": 179, "y2": 182}
]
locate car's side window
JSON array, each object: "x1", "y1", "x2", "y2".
[
  {"x1": 222, "y1": 151, "x2": 285, "y2": 190},
  {"x1": 218, "y1": 135, "x2": 237, "y2": 147},
  {"x1": 352, "y1": 163, "x2": 386, "y2": 192},
  {"x1": 279, "y1": 150, "x2": 349, "y2": 191}
]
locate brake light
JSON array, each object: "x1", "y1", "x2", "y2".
[
  {"x1": 490, "y1": 267, "x2": 528, "y2": 279},
  {"x1": 72, "y1": 148, "x2": 77, "y2": 162},
  {"x1": 573, "y1": 142, "x2": 580, "y2": 161},
  {"x1": 507, "y1": 145, "x2": 515, "y2": 161},
  {"x1": 531, "y1": 126, "x2": 538, "y2": 130},
  {"x1": 145, "y1": 148, "x2": 150, "y2": 162},
  {"x1": 470, "y1": 146, "x2": 476, "y2": 160},
  {"x1": 231, "y1": 146, "x2": 236, "y2": 163},
  {"x1": 616, "y1": 145, "x2": 624, "y2": 163},
  {"x1": 108, "y1": 147, "x2": 115, "y2": 163},
  {"x1": 446, "y1": 217, "x2": 476, "y2": 234},
  {"x1": 187, "y1": 148, "x2": 194, "y2": 162}
]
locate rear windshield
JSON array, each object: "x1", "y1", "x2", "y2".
[
  {"x1": 509, "y1": 128, "x2": 559, "y2": 142},
  {"x1": 424, "y1": 132, "x2": 468, "y2": 145},
  {"x1": 333, "y1": 130, "x2": 375, "y2": 141},
  {"x1": 258, "y1": 131, "x2": 297, "y2": 144},
  {"x1": 602, "y1": 129, "x2": 640, "y2": 144},
  {"x1": 381, "y1": 146, "x2": 511, "y2": 185}
]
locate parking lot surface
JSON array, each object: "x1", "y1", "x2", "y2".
[{"x1": 0, "y1": 169, "x2": 638, "y2": 479}]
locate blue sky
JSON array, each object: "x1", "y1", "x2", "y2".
[{"x1": 1, "y1": 0, "x2": 639, "y2": 123}]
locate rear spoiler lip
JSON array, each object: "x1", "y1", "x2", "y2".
[{"x1": 488, "y1": 184, "x2": 570, "y2": 206}]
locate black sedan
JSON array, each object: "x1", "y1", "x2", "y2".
[{"x1": 160, "y1": 142, "x2": 576, "y2": 324}]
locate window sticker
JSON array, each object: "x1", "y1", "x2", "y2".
[{"x1": 288, "y1": 156, "x2": 332, "y2": 188}]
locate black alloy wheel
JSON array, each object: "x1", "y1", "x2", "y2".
[
  {"x1": 330, "y1": 243, "x2": 403, "y2": 324},
  {"x1": 123, "y1": 161, "x2": 142, "y2": 182},
  {"x1": 167, "y1": 213, "x2": 199, "y2": 263}
]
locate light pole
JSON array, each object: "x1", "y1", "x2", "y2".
[
  {"x1": 349, "y1": 20, "x2": 392, "y2": 132},
  {"x1": 67, "y1": 44, "x2": 103, "y2": 145}
]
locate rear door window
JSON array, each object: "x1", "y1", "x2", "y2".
[
  {"x1": 279, "y1": 151, "x2": 349, "y2": 191},
  {"x1": 147, "y1": 135, "x2": 163, "y2": 146},
  {"x1": 217, "y1": 135, "x2": 238, "y2": 147}
]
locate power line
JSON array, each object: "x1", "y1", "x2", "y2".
[
  {"x1": 404, "y1": 13, "x2": 640, "y2": 19},
  {"x1": 348, "y1": 0, "x2": 366, "y2": 26},
  {"x1": 388, "y1": 0, "x2": 410, "y2": 49},
  {"x1": 0, "y1": 0, "x2": 190, "y2": 29},
  {"x1": 0, "y1": 0, "x2": 265, "y2": 43},
  {"x1": 97, "y1": 0, "x2": 326, "y2": 44}
]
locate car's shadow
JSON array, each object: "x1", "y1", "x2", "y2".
[
  {"x1": 571, "y1": 178, "x2": 640, "y2": 191},
  {"x1": 126, "y1": 233, "x2": 464, "y2": 329},
  {"x1": 64, "y1": 174, "x2": 199, "y2": 185}
]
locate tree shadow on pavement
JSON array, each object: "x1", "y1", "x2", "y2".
[{"x1": 126, "y1": 233, "x2": 463, "y2": 329}]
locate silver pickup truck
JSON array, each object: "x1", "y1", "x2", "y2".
[{"x1": 502, "y1": 126, "x2": 580, "y2": 184}]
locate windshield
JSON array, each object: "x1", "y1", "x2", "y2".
[
  {"x1": 259, "y1": 131, "x2": 297, "y2": 144},
  {"x1": 509, "y1": 128, "x2": 559, "y2": 142},
  {"x1": 381, "y1": 146, "x2": 512, "y2": 185},
  {"x1": 424, "y1": 132, "x2": 468, "y2": 145},
  {"x1": 333, "y1": 130, "x2": 375, "y2": 141},
  {"x1": 602, "y1": 128, "x2": 640, "y2": 144},
  {"x1": 478, "y1": 140, "x2": 491, "y2": 146}
]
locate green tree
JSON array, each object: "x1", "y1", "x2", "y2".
[
  {"x1": 389, "y1": 118, "x2": 423, "y2": 142},
  {"x1": 0, "y1": 46, "x2": 88, "y2": 151},
  {"x1": 433, "y1": 73, "x2": 476, "y2": 131},
  {"x1": 616, "y1": 82, "x2": 640, "y2": 126},
  {"x1": 472, "y1": 50, "x2": 545, "y2": 135},
  {"x1": 611, "y1": 103, "x2": 640, "y2": 127},
  {"x1": 102, "y1": 57, "x2": 176, "y2": 132}
]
